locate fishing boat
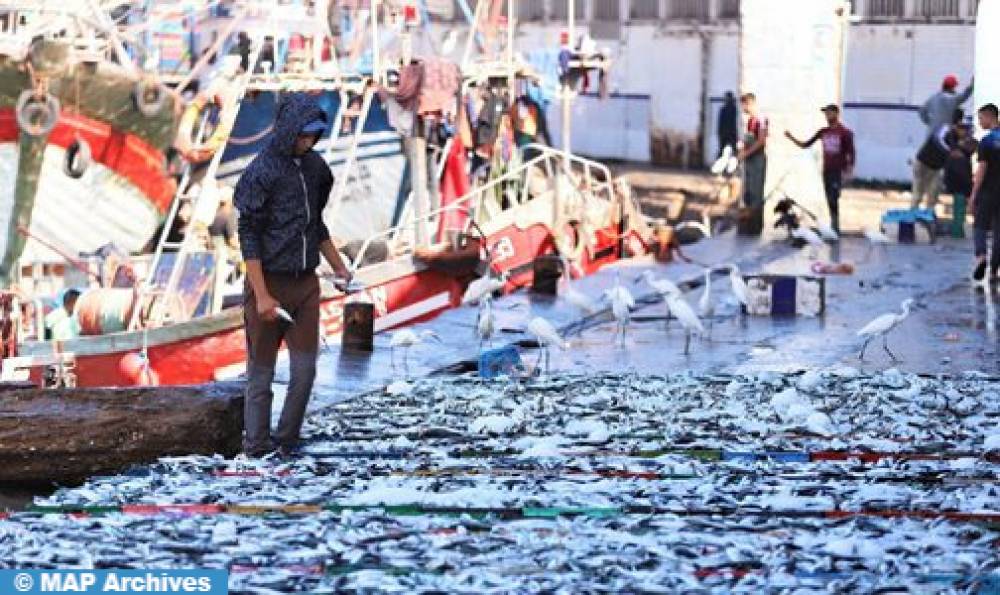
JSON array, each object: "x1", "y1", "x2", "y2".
[{"x1": 0, "y1": 0, "x2": 653, "y2": 388}]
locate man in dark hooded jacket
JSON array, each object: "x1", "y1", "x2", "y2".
[{"x1": 235, "y1": 93, "x2": 352, "y2": 457}]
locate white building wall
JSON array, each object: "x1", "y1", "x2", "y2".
[{"x1": 479, "y1": 16, "x2": 976, "y2": 182}]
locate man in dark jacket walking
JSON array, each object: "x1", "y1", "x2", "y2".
[{"x1": 235, "y1": 93, "x2": 352, "y2": 457}]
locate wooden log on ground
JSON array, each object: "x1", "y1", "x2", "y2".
[{"x1": 0, "y1": 382, "x2": 244, "y2": 484}]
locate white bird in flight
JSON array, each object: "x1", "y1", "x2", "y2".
[
  {"x1": 604, "y1": 272, "x2": 635, "y2": 346},
  {"x1": 527, "y1": 316, "x2": 568, "y2": 375},
  {"x1": 857, "y1": 298, "x2": 914, "y2": 361},
  {"x1": 462, "y1": 272, "x2": 505, "y2": 306},
  {"x1": 390, "y1": 329, "x2": 440, "y2": 375}
]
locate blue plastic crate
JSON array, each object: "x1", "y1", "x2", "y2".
[{"x1": 478, "y1": 346, "x2": 523, "y2": 378}]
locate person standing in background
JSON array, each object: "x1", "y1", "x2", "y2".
[
  {"x1": 943, "y1": 115, "x2": 977, "y2": 239},
  {"x1": 738, "y1": 93, "x2": 768, "y2": 235},
  {"x1": 970, "y1": 104, "x2": 1000, "y2": 284},
  {"x1": 784, "y1": 104, "x2": 856, "y2": 233},
  {"x1": 718, "y1": 91, "x2": 739, "y2": 158}
]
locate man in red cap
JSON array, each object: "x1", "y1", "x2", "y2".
[{"x1": 913, "y1": 75, "x2": 974, "y2": 211}]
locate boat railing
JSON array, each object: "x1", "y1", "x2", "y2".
[{"x1": 347, "y1": 144, "x2": 622, "y2": 273}]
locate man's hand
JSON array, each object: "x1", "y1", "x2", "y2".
[{"x1": 256, "y1": 293, "x2": 281, "y2": 323}]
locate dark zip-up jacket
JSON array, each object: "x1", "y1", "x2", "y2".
[{"x1": 235, "y1": 93, "x2": 334, "y2": 274}]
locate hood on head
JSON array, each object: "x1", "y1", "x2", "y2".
[{"x1": 270, "y1": 92, "x2": 328, "y2": 156}]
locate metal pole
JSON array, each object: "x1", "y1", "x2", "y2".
[
  {"x1": 372, "y1": 0, "x2": 381, "y2": 84},
  {"x1": 562, "y1": 0, "x2": 573, "y2": 155}
]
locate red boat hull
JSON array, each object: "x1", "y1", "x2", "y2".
[{"x1": 0, "y1": 108, "x2": 175, "y2": 214}]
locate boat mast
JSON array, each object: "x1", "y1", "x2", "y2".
[{"x1": 563, "y1": 0, "x2": 574, "y2": 155}]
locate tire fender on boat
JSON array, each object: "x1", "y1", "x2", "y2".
[
  {"x1": 119, "y1": 352, "x2": 159, "y2": 386},
  {"x1": 134, "y1": 78, "x2": 166, "y2": 117},
  {"x1": 15, "y1": 90, "x2": 60, "y2": 137},
  {"x1": 63, "y1": 137, "x2": 92, "y2": 179}
]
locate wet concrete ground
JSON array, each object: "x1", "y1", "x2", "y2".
[{"x1": 275, "y1": 231, "x2": 1000, "y2": 415}]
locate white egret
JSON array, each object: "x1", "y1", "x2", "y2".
[
  {"x1": 462, "y1": 272, "x2": 505, "y2": 306},
  {"x1": 390, "y1": 329, "x2": 440, "y2": 375},
  {"x1": 792, "y1": 225, "x2": 824, "y2": 260},
  {"x1": 476, "y1": 296, "x2": 496, "y2": 351},
  {"x1": 857, "y1": 298, "x2": 914, "y2": 361},
  {"x1": 698, "y1": 268, "x2": 715, "y2": 339},
  {"x1": 560, "y1": 256, "x2": 599, "y2": 329},
  {"x1": 727, "y1": 264, "x2": 749, "y2": 316},
  {"x1": 638, "y1": 270, "x2": 680, "y2": 329},
  {"x1": 604, "y1": 272, "x2": 636, "y2": 346},
  {"x1": 863, "y1": 226, "x2": 892, "y2": 245},
  {"x1": 817, "y1": 223, "x2": 839, "y2": 242},
  {"x1": 710, "y1": 145, "x2": 733, "y2": 175},
  {"x1": 665, "y1": 291, "x2": 705, "y2": 355},
  {"x1": 440, "y1": 30, "x2": 459, "y2": 55},
  {"x1": 527, "y1": 316, "x2": 569, "y2": 374},
  {"x1": 792, "y1": 225, "x2": 824, "y2": 248}
]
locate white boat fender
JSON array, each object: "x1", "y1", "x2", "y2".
[
  {"x1": 63, "y1": 136, "x2": 92, "y2": 179},
  {"x1": 134, "y1": 78, "x2": 166, "y2": 117},
  {"x1": 15, "y1": 90, "x2": 60, "y2": 137}
]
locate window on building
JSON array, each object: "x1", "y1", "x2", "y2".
[
  {"x1": 666, "y1": 0, "x2": 709, "y2": 21},
  {"x1": 517, "y1": 0, "x2": 546, "y2": 21},
  {"x1": 551, "y1": 0, "x2": 587, "y2": 21},
  {"x1": 865, "y1": 0, "x2": 906, "y2": 18},
  {"x1": 630, "y1": 0, "x2": 659, "y2": 20},
  {"x1": 718, "y1": 0, "x2": 740, "y2": 19},
  {"x1": 919, "y1": 0, "x2": 960, "y2": 17},
  {"x1": 594, "y1": 0, "x2": 620, "y2": 21}
]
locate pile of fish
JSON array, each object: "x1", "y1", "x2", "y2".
[{"x1": 3, "y1": 369, "x2": 999, "y2": 593}]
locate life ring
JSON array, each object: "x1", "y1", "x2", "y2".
[
  {"x1": 134, "y1": 78, "x2": 166, "y2": 117},
  {"x1": 63, "y1": 137, "x2": 91, "y2": 179},
  {"x1": 15, "y1": 90, "x2": 60, "y2": 137}
]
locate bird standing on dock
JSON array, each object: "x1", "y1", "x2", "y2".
[
  {"x1": 390, "y1": 329, "x2": 440, "y2": 375},
  {"x1": 857, "y1": 298, "x2": 914, "y2": 361},
  {"x1": 792, "y1": 225, "x2": 825, "y2": 259},
  {"x1": 560, "y1": 256, "x2": 599, "y2": 332},
  {"x1": 638, "y1": 270, "x2": 680, "y2": 329},
  {"x1": 817, "y1": 222, "x2": 839, "y2": 242},
  {"x1": 864, "y1": 226, "x2": 892, "y2": 245},
  {"x1": 604, "y1": 272, "x2": 636, "y2": 346},
  {"x1": 665, "y1": 291, "x2": 705, "y2": 355},
  {"x1": 698, "y1": 268, "x2": 715, "y2": 339},
  {"x1": 727, "y1": 264, "x2": 750, "y2": 316},
  {"x1": 527, "y1": 316, "x2": 569, "y2": 375},
  {"x1": 476, "y1": 297, "x2": 496, "y2": 351}
]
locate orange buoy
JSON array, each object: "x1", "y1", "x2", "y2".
[{"x1": 118, "y1": 352, "x2": 159, "y2": 386}]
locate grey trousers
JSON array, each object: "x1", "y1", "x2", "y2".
[
  {"x1": 911, "y1": 160, "x2": 942, "y2": 212},
  {"x1": 243, "y1": 273, "x2": 320, "y2": 454}
]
